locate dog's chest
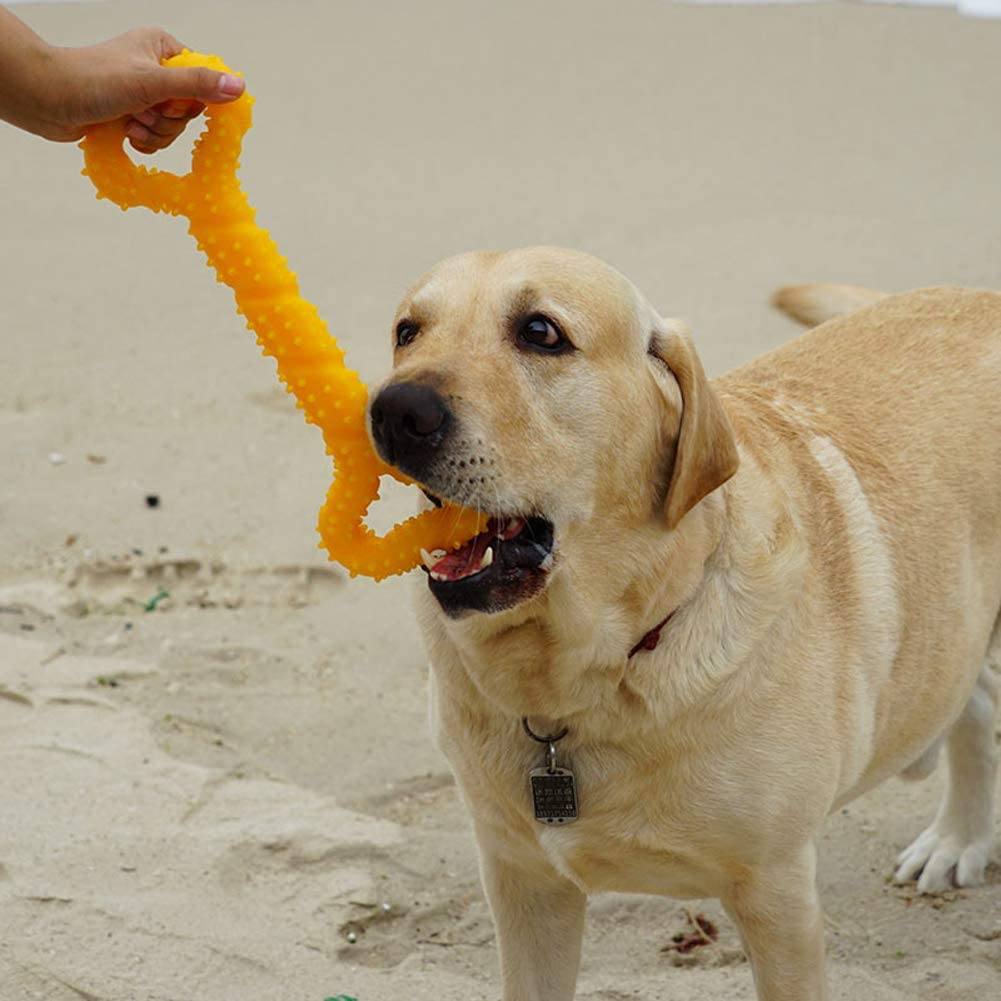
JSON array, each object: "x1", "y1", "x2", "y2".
[
  {"x1": 536, "y1": 816, "x2": 720, "y2": 899},
  {"x1": 467, "y1": 736, "x2": 727, "y2": 900}
]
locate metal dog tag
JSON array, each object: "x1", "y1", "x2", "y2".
[
  {"x1": 530, "y1": 767, "x2": 579, "y2": 824},
  {"x1": 529, "y1": 738, "x2": 578, "y2": 825}
]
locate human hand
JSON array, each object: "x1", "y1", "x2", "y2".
[{"x1": 3, "y1": 20, "x2": 244, "y2": 152}]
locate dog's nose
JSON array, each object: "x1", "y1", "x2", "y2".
[{"x1": 369, "y1": 382, "x2": 452, "y2": 472}]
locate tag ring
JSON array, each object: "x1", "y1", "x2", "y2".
[{"x1": 522, "y1": 717, "x2": 569, "y2": 744}]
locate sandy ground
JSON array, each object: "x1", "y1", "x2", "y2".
[{"x1": 2, "y1": 1, "x2": 1000, "y2": 999}]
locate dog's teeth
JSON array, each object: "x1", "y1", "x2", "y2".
[
  {"x1": 421, "y1": 548, "x2": 447, "y2": 568},
  {"x1": 430, "y1": 571, "x2": 449, "y2": 582},
  {"x1": 507, "y1": 518, "x2": 520, "y2": 533},
  {"x1": 480, "y1": 546, "x2": 494, "y2": 569}
]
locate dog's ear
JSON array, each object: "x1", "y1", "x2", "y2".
[{"x1": 650, "y1": 321, "x2": 739, "y2": 530}]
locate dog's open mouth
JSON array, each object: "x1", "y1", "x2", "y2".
[{"x1": 418, "y1": 510, "x2": 555, "y2": 616}]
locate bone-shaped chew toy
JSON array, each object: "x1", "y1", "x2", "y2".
[{"x1": 80, "y1": 51, "x2": 486, "y2": 581}]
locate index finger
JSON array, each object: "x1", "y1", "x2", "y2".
[{"x1": 154, "y1": 28, "x2": 188, "y2": 62}]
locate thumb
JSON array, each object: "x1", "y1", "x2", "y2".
[{"x1": 145, "y1": 64, "x2": 245, "y2": 106}]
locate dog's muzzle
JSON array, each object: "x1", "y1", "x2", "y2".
[{"x1": 369, "y1": 380, "x2": 557, "y2": 616}]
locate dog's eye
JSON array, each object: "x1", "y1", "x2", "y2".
[
  {"x1": 519, "y1": 315, "x2": 567, "y2": 352},
  {"x1": 395, "y1": 320, "x2": 419, "y2": 348}
]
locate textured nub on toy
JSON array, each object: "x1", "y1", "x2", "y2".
[{"x1": 79, "y1": 50, "x2": 486, "y2": 580}]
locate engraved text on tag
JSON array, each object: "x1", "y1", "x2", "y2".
[{"x1": 530, "y1": 766, "x2": 579, "y2": 824}]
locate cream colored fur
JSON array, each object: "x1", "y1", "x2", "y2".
[
  {"x1": 375, "y1": 250, "x2": 1001, "y2": 1001},
  {"x1": 772, "y1": 282, "x2": 888, "y2": 328}
]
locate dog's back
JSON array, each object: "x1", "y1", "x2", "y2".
[
  {"x1": 718, "y1": 287, "x2": 1001, "y2": 798},
  {"x1": 732, "y1": 286, "x2": 1001, "y2": 537}
]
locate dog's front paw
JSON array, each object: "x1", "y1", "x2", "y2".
[{"x1": 893, "y1": 823, "x2": 992, "y2": 892}]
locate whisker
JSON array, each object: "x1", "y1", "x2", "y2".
[{"x1": 490, "y1": 482, "x2": 504, "y2": 532}]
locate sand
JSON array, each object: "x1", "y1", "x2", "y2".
[{"x1": 1, "y1": 1, "x2": 999, "y2": 999}]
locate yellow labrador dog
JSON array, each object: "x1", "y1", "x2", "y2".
[{"x1": 367, "y1": 248, "x2": 1001, "y2": 1001}]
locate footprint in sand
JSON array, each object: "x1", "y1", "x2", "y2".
[{"x1": 4, "y1": 555, "x2": 345, "y2": 616}]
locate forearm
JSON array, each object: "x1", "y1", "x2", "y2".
[{"x1": 0, "y1": 7, "x2": 64, "y2": 137}]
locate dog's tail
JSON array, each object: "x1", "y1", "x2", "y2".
[{"x1": 771, "y1": 283, "x2": 889, "y2": 328}]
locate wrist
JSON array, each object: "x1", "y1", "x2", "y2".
[
  {"x1": 0, "y1": 32, "x2": 63, "y2": 139},
  {"x1": 25, "y1": 43, "x2": 81, "y2": 141}
]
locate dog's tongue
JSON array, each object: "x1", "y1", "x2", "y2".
[
  {"x1": 429, "y1": 517, "x2": 526, "y2": 581},
  {"x1": 431, "y1": 530, "x2": 494, "y2": 581}
]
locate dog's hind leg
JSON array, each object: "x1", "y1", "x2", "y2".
[
  {"x1": 899, "y1": 735, "x2": 943, "y2": 781},
  {"x1": 894, "y1": 632, "x2": 1000, "y2": 892}
]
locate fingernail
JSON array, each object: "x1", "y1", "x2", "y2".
[
  {"x1": 218, "y1": 74, "x2": 245, "y2": 98},
  {"x1": 135, "y1": 110, "x2": 156, "y2": 127}
]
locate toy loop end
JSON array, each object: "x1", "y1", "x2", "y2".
[{"x1": 79, "y1": 51, "x2": 252, "y2": 216}]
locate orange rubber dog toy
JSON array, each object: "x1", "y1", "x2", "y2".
[{"x1": 80, "y1": 52, "x2": 486, "y2": 581}]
